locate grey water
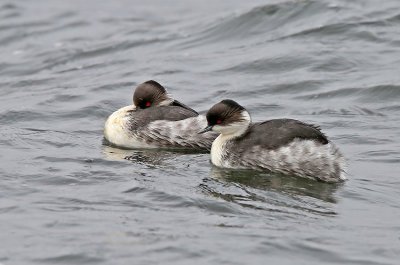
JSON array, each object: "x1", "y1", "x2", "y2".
[{"x1": 1, "y1": 0, "x2": 400, "y2": 264}]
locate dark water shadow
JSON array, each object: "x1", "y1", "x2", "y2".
[
  {"x1": 101, "y1": 139, "x2": 207, "y2": 168},
  {"x1": 206, "y1": 167, "x2": 343, "y2": 207}
]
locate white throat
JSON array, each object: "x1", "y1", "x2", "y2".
[{"x1": 210, "y1": 110, "x2": 251, "y2": 167}]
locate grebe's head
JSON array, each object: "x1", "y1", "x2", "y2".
[
  {"x1": 133, "y1": 80, "x2": 173, "y2": 109},
  {"x1": 200, "y1": 100, "x2": 251, "y2": 136}
]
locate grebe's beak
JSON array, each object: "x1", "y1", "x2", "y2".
[{"x1": 199, "y1": 125, "x2": 213, "y2": 134}]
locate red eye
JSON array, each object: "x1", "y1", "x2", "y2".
[
  {"x1": 216, "y1": 120, "x2": 221, "y2": 124},
  {"x1": 146, "y1": 102, "x2": 151, "y2": 107}
]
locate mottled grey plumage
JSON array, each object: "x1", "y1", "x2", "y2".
[
  {"x1": 222, "y1": 137, "x2": 345, "y2": 183},
  {"x1": 203, "y1": 100, "x2": 347, "y2": 182},
  {"x1": 128, "y1": 109, "x2": 216, "y2": 150}
]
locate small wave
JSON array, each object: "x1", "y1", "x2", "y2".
[
  {"x1": 358, "y1": 150, "x2": 400, "y2": 163},
  {"x1": 297, "y1": 84, "x2": 400, "y2": 102},
  {"x1": 218, "y1": 55, "x2": 310, "y2": 74},
  {"x1": 1, "y1": 3, "x2": 18, "y2": 10},
  {"x1": 33, "y1": 254, "x2": 104, "y2": 264},
  {"x1": 259, "y1": 80, "x2": 324, "y2": 95},
  {"x1": 91, "y1": 81, "x2": 137, "y2": 92},
  {"x1": 0, "y1": 110, "x2": 44, "y2": 124},
  {"x1": 310, "y1": 56, "x2": 358, "y2": 73},
  {"x1": 179, "y1": 1, "x2": 344, "y2": 48},
  {"x1": 378, "y1": 104, "x2": 400, "y2": 113}
]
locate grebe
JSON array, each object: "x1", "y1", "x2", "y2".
[
  {"x1": 200, "y1": 100, "x2": 346, "y2": 182},
  {"x1": 104, "y1": 80, "x2": 216, "y2": 150}
]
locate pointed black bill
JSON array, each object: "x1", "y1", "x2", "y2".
[{"x1": 199, "y1": 125, "x2": 213, "y2": 134}]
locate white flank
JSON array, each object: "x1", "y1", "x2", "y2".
[{"x1": 104, "y1": 105, "x2": 157, "y2": 149}]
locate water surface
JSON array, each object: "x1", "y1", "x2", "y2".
[{"x1": 1, "y1": 0, "x2": 400, "y2": 264}]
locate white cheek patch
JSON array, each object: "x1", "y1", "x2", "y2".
[{"x1": 212, "y1": 110, "x2": 251, "y2": 137}]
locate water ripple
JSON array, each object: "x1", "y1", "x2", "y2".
[{"x1": 1, "y1": 0, "x2": 400, "y2": 264}]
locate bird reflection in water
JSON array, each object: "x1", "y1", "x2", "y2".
[
  {"x1": 201, "y1": 167, "x2": 344, "y2": 216},
  {"x1": 102, "y1": 141, "x2": 206, "y2": 168},
  {"x1": 209, "y1": 167, "x2": 343, "y2": 203}
]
